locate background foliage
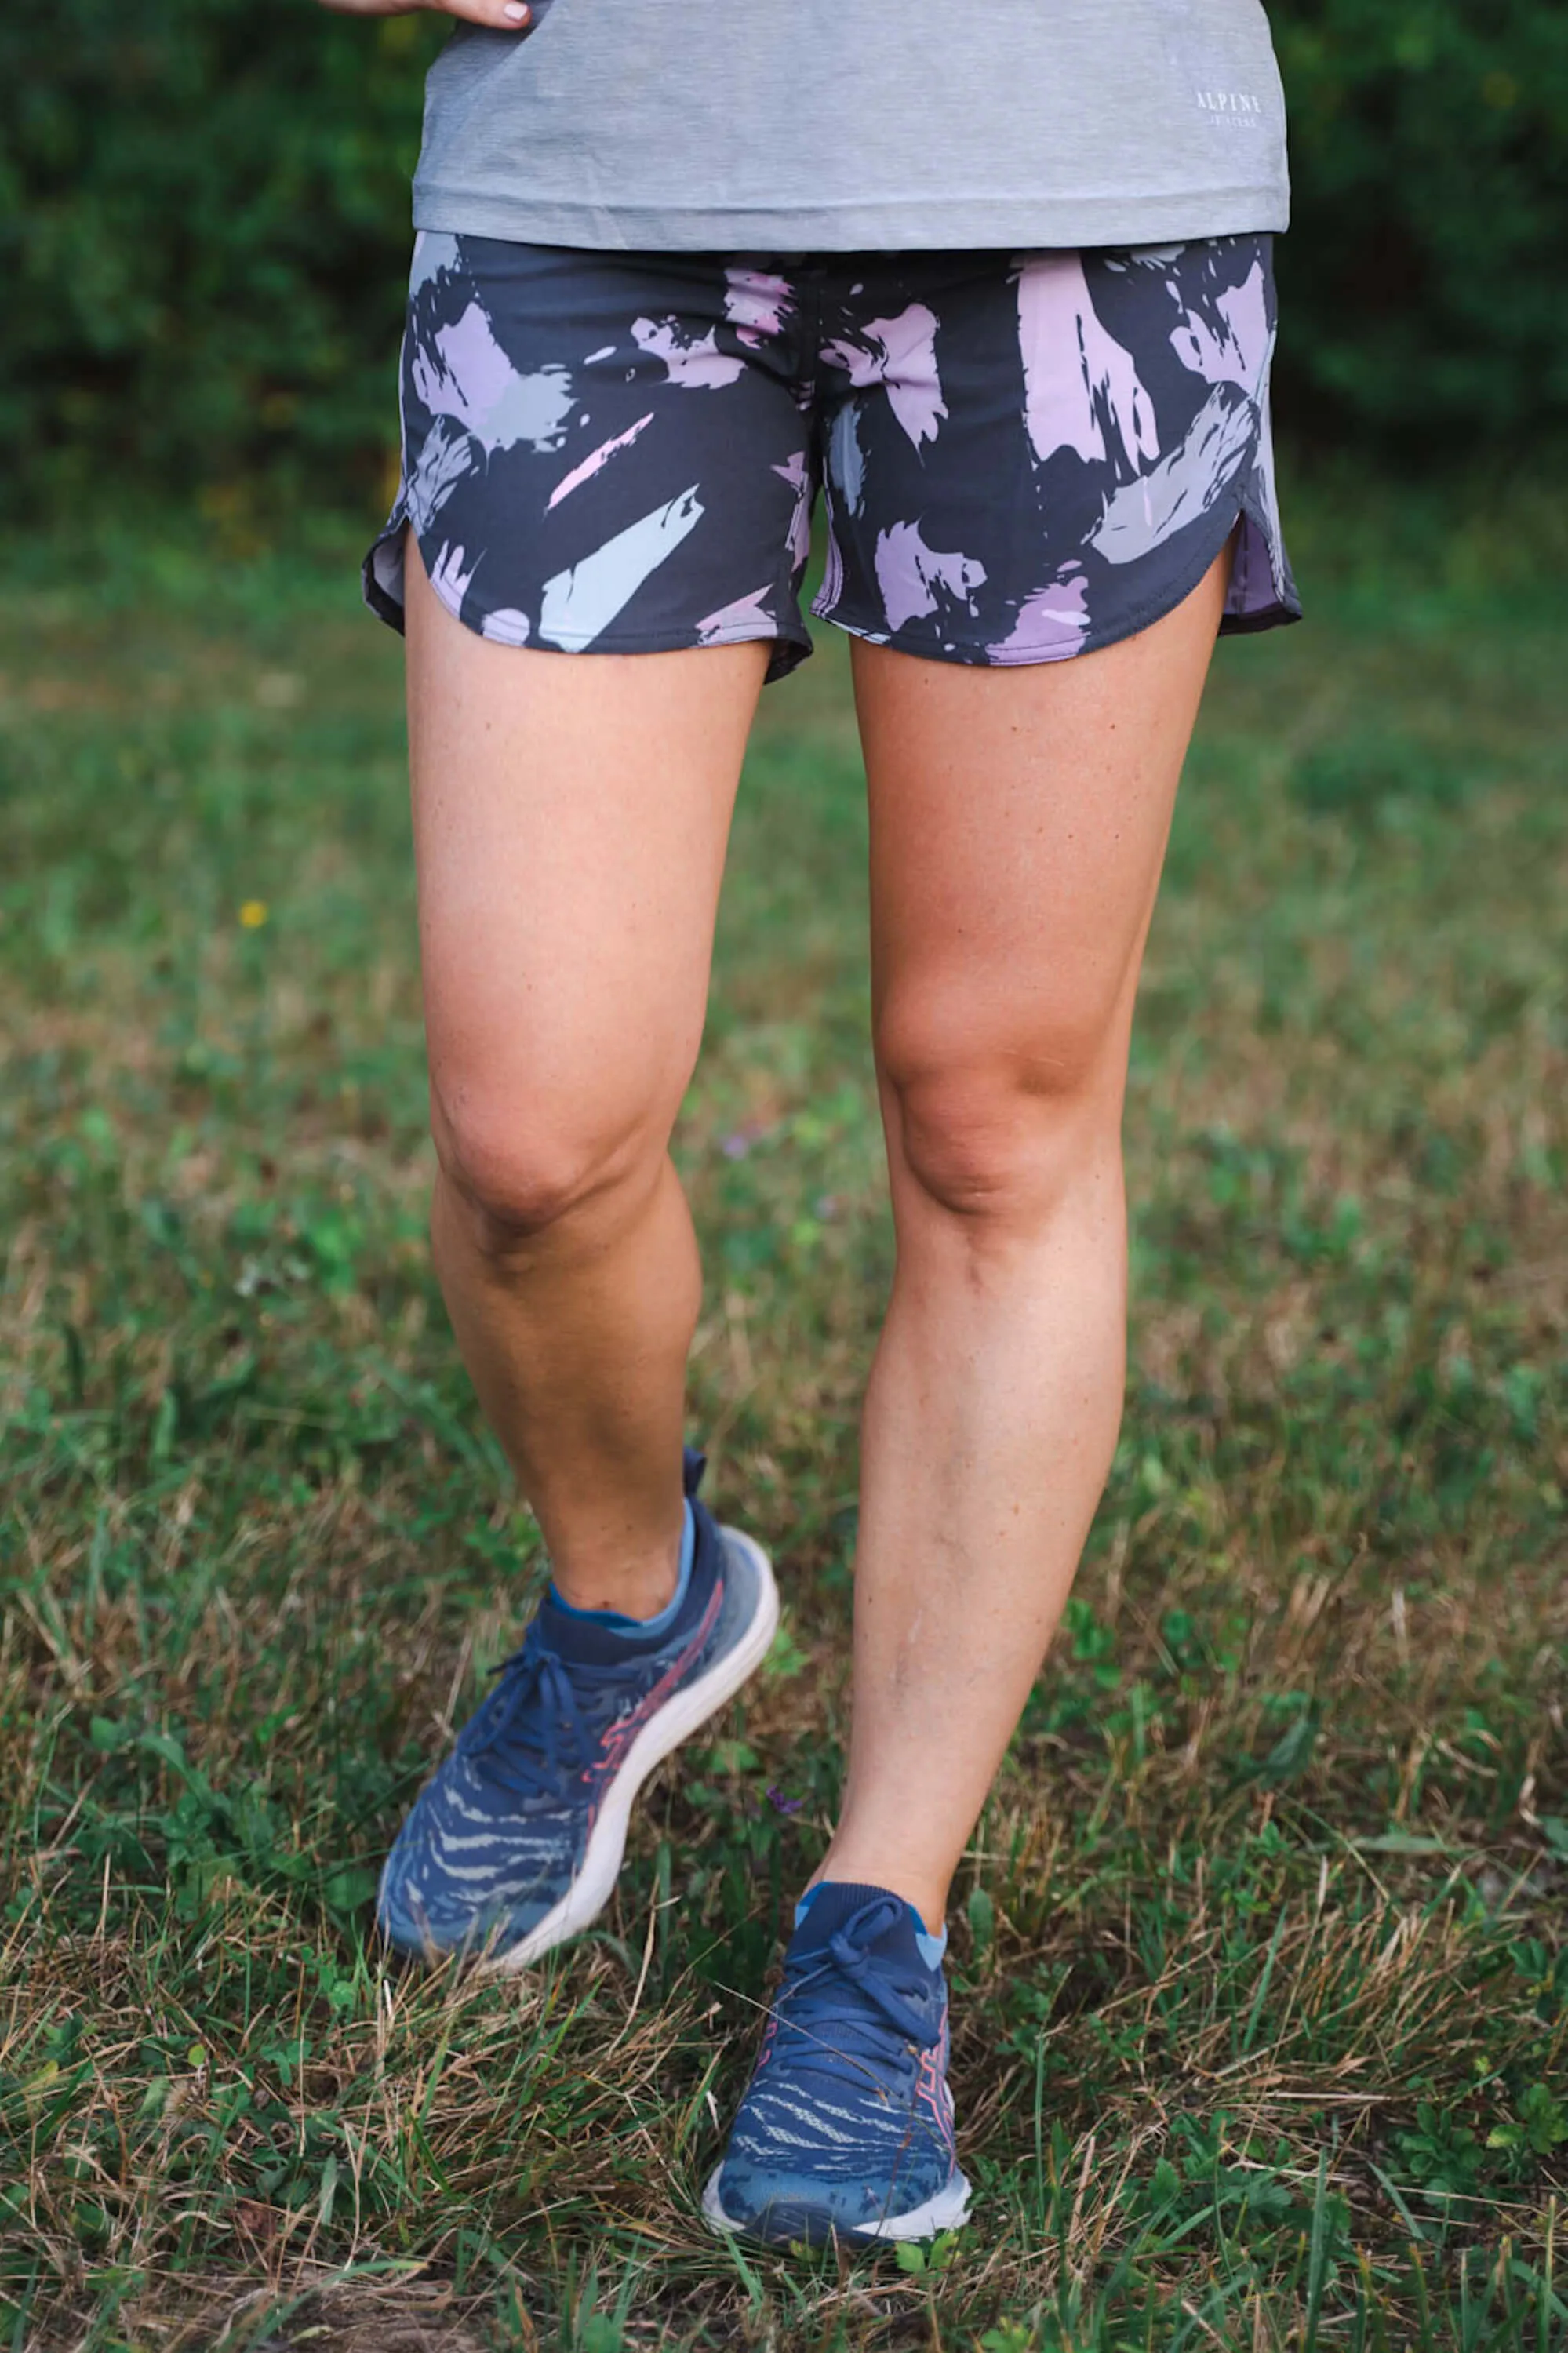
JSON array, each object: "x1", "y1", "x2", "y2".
[{"x1": 3, "y1": 0, "x2": 1567, "y2": 501}]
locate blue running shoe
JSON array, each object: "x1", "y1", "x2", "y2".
[
  {"x1": 377, "y1": 1450, "x2": 777, "y2": 1972},
  {"x1": 704, "y1": 1881, "x2": 972, "y2": 2244}
]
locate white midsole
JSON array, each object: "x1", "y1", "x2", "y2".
[
  {"x1": 478, "y1": 1527, "x2": 780, "y2": 1975},
  {"x1": 700, "y1": 2160, "x2": 972, "y2": 2242}
]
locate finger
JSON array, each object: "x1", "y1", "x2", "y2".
[{"x1": 438, "y1": 0, "x2": 532, "y2": 24}]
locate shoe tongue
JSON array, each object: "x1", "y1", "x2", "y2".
[
  {"x1": 535, "y1": 1597, "x2": 642, "y2": 1668},
  {"x1": 789, "y1": 1880, "x2": 926, "y2": 1962}
]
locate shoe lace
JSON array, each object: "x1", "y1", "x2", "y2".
[
  {"x1": 771, "y1": 1895, "x2": 940, "y2": 2099},
  {"x1": 454, "y1": 1622, "x2": 649, "y2": 1803}
]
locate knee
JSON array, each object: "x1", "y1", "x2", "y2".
[
  {"x1": 876, "y1": 997, "x2": 1120, "y2": 1224},
  {"x1": 432, "y1": 1079, "x2": 666, "y2": 1257}
]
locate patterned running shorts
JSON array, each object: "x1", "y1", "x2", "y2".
[{"x1": 365, "y1": 233, "x2": 1300, "y2": 682}]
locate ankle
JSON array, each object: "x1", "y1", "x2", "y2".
[{"x1": 548, "y1": 1502, "x2": 691, "y2": 1623}]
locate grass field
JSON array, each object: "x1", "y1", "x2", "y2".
[{"x1": 2, "y1": 483, "x2": 1566, "y2": 2351}]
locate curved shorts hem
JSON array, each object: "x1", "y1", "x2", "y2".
[
  {"x1": 363, "y1": 494, "x2": 1301, "y2": 686},
  {"x1": 361, "y1": 515, "x2": 814, "y2": 683},
  {"x1": 813, "y1": 492, "x2": 1300, "y2": 671}
]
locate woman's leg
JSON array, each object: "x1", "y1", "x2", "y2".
[
  {"x1": 820, "y1": 551, "x2": 1232, "y2": 1929},
  {"x1": 404, "y1": 540, "x2": 769, "y2": 1616}
]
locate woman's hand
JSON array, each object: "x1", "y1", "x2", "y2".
[{"x1": 315, "y1": 0, "x2": 533, "y2": 29}]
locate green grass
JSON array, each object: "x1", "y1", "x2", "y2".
[{"x1": 2, "y1": 478, "x2": 1566, "y2": 2351}]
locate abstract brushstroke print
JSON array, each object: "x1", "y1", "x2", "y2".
[{"x1": 366, "y1": 235, "x2": 1298, "y2": 682}]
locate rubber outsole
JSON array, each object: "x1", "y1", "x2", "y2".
[
  {"x1": 700, "y1": 2160, "x2": 973, "y2": 2245},
  {"x1": 469, "y1": 1526, "x2": 780, "y2": 1975}
]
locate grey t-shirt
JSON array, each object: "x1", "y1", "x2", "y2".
[{"x1": 412, "y1": 0, "x2": 1289, "y2": 254}]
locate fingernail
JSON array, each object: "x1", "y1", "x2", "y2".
[{"x1": 503, "y1": 2, "x2": 529, "y2": 18}]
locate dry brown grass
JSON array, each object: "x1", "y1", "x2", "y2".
[{"x1": 2, "y1": 509, "x2": 1565, "y2": 2347}]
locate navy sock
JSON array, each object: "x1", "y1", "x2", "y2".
[{"x1": 547, "y1": 1500, "x2": 696, "y2": 1638}]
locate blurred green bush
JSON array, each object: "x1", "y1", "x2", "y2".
[
  {"x1": 3, "y1": 0, "x2": 1565, "y2": 503},
  {"x1": 1278, "y1": 0, "x2": 1568, "y2": 439},
  {"x1": 0, "y1": 0, "x2": 442, "y2": 507}
]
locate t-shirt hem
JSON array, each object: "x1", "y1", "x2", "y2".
[{"x1": 410, "y1": 184, "x2": 1290, "y2": 253}]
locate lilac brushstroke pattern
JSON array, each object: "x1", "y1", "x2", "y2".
[
  {"x1": 874, "y1": 522, "x2": 988, "y2": 635},
  {"x1": 697, "y1": 587, "x2": 776, "y2": 642},
  {"x1": 1017, "y1": 255, "x2": 1159, "y2": 471},
  {"x1": 414, "y1": 300, "x2": 575, "y2": 454},
  {"x1": 986, "y1": 569, "x2": 1090, "y2": 664},
  {"x1": 369, "y1": 233, "x2": 1298, "y2": 674},
  {"x1": 1168, "y1": 256, "x2": 1271, "y2": 387},
  {"x1": 822, "y1": 304, "x2": 947, "y2": 449}
]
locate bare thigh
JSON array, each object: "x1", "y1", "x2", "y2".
[
  {"x1": 403, "y1": 534, "x2": 769, "y2": 1193},
  {"x1": 856, "y1": 549, "x2": 1233, "y2": 1207}
]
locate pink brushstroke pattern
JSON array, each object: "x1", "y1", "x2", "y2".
[
  {"x1": 724, "y1": 267, "x2": 793, "y2": 350},
  {"x1": 546, "y1": 413, "x2": 656, "y2": 511},
  {"x1": 1017, "y1": 256, "x2": 1159, "y2": 471},
  {"x1": 874, "y1": 521, "x2": 987, "y2": 635},
  {"x1": 822, "y1": 304, "x2": 947, "y2": 449},
  {"x1": 631, "y1": 316, "x2": 746, "y2": 390}
]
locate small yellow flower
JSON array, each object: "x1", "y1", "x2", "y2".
[{"x1": 238, "y1": 900, "x2": 269, "y2": 929}]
